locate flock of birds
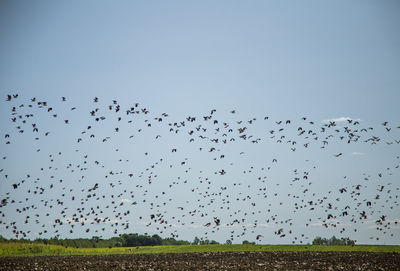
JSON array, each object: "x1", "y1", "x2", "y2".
[{"x1": 0, "y1": 93, "x2": 399, "y2": 244}]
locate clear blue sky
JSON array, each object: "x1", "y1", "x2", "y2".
[{"x1": 0, "y1": 1, "x2": 399, "y2": 244}]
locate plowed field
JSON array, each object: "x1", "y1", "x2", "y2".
[{"x1": 1, "y1": 251, "x2": 399, "y2": 271}]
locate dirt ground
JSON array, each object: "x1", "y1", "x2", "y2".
[{"x1": 1, "y1": 251, "x2": 399, "y2": 271}]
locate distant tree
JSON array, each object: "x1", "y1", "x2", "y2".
[
  {"x1": 225, "y1": 239, "x2": 232, "y2": 245},
  {"x1": 0, "y1": 233, "x2": 193, "y2": 248},
  {"x1": 312, "y1": 236, "x2": 323, "y2": 245},
  {"x1": 161, "y1": 237, "x2": 189, "y2": 245},
  {"x1": 151, "y1": 234, "x2": 162, "y2": 245},
  {"x1": 242, "y1": 240, "x2": 250, "y2": 245},
  {"x1": 193, "y1": 236, "x2": 200, "y2": 245},
  {"x1": 312, "y1": 236, "x2": 355, "y2": 246},
  {"x1": 200, "y1": 239, "x2": 210, "y2": 245},
  {"x1": 341, "y1": 237, "x2": 355, "y2": 246}
]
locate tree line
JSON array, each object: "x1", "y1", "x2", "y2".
[
  {"x1": 312, "y1": 236, "x2": 355, "y2": 246},
  {"x1": 0, "y1": 233, "x2": 190, "y2": 248},
  {"x1": 0, "y1": 234, "x2": 356, "y2": 247},
  {"x1": 192, "y1": 236, "x2": 219, "y2": 245}
]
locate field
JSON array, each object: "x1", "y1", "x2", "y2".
[
  {"x1": 1, "y1": 243, "x2": 400, "y2": 271},
  {"x1": 1, "y1": 243, "x2": 400, "y2": 257}
]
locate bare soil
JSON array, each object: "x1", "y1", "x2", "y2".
[{"x1": 1, "y1": 251, "x2": 399, "y2": 271}]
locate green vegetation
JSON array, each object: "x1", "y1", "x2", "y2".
[
  {"x1": 0, "y1": 234, "x2": 190, "y2": 248},
  {"x1": 192, "y1": 236, "x2": 219, "y2": 245},
  {"x1": 1, "y1": 243, "x2": 399, "y2": 257},
  {"x1": 0, "y1": 234, "x2": 398, "y2": 257},
  {"x1": 312, "y1": 236, "x2": 355, "y2": 246}
]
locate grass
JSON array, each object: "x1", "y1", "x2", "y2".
[{"x1": 1, "y1": 243, "x2": 399, "y2": 257}]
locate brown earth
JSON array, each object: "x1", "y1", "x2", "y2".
[{"x1": 1, "y1": 251, "x2": 399, "y2": 271}]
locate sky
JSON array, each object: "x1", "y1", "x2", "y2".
[{"x1": 0, "y1": 0, "x2": 399, "y2": 245}]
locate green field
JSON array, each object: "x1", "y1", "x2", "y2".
[{"x1": 1, "y1": 243, "x2": 399, "y2": 257}]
